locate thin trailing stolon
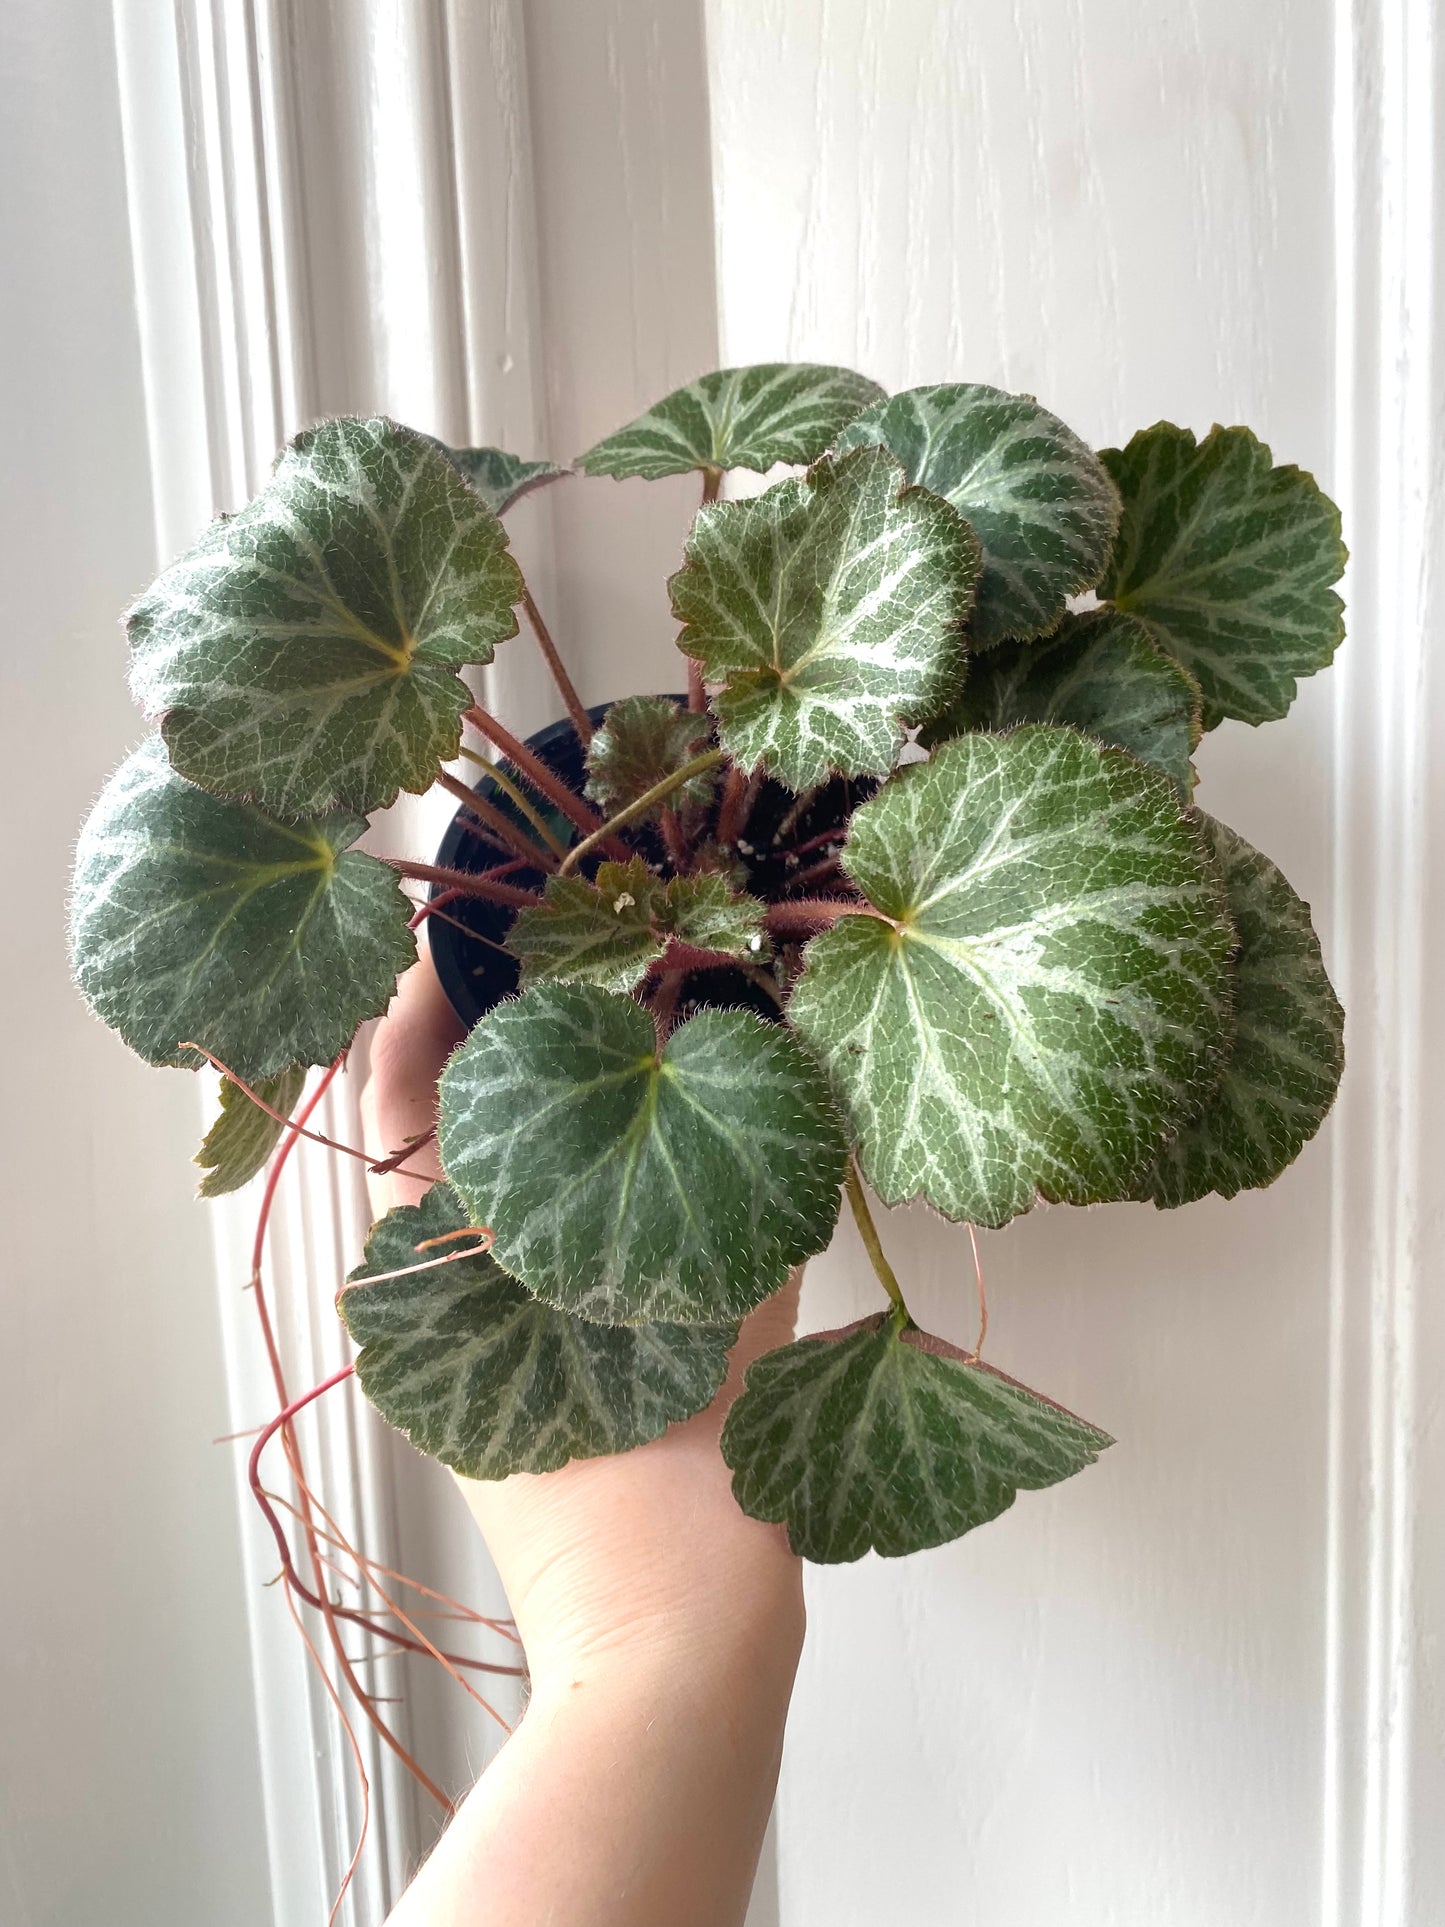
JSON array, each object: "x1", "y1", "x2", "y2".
[{"x1": 67, "y1": 364, "x2": 1348, "y2": 1894}]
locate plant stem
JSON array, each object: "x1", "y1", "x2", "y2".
[
  {"x1": 182, "y1": 1044, "x2": 438, "y2": 1179},
  {"x1": 456, "y1": 744, "x2": 570, "y2": 859},
  {"x1": 714, "y1": 764, "x2": 751, "y2": 849},
  {"x1": 686, "y1": 467, "x2": 724, "y2": 714},
  {"x1": 650, "y1": 970, "x2": 683, "y2": 1049},
  {"x1": 558, "y1": 746, "x2": 727, "y2": 875},
  {"x1": 463, "y1": 703, "x2": 613, "y2": 844},
  {"x1": 522, "y1": 586, "x2": 593, "y2": 744},
  {"x1": 844, "y1": 1160, "x2": 909, "y2": 1316},
  {"x1": 435, "y1": 766, "x2": 558, "y2": 870},
  {"x1": 384, "y1": 857, "x2": 542, "y2": 910},
  {"x1": 764, "y1": 896, "x2": 876, "y2": 937},
  {"x1": 659, "y1": 804, "x2": 690, "y2": 870}
]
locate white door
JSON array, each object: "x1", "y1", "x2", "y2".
[{"x1": 19, "y1": 3, "x2": 1436, "y2": 1923}]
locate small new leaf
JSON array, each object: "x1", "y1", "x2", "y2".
[
  {"x1": 438, "y1": 984, "x2": 846, "y2": 1324},
  {"x1": 584, "y1": 696, "x2": 717, "y2": 820},
  {"x1": 509, "y1": 859, "x2": 667, "y2": 994},
  {"x1": 671, "y1": 447, "x2": 979, "y2": 792},
  {"x1": 721, "y1": 1312, "x2": 1113, "y2": 1562},
  {"x1": 659, "y1": 873, "x2": 768, "y2": 960},
  {"x1": 835, "y1": 383, "x2": 1120, "y2": 646},
  {"x1": 342, "y1": 1185, "x2": 738, "y2": 1478},
  {"x1": 434, "y1": 442, "x2": 564, "y2": 516},
  {"x1": 787, "y1": 728, "x2": 1234, "y2": 1227},
  {"x1": 509, "y1": 865, "x2": 770, "y2": 993},
  {"x1": 578, "y1": 363, "x2": 886, "y2": 480},
  {"x1": 70, "y1": 738, "x2": 415, "y2": 1076},
  {"x1": 1142, "y1": 815, "x2": 1344, "y2": 1205},
  {"x1": 926, "y1": 608, "x2": 1202, "y2": 798},
  {"x1": 195, "y1": 1066, "x2": 306, "y2": 1197},
  {"x1": 128, "y1": 417, "x2": 524, "y2": 816},
  {"x1": 1099, "y1": 423, "x2": 1346, "y2": 729}
]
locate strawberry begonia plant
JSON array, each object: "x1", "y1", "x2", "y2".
[{"x1": 71, "y1": 363, "x2": 1346, "y2": 1570}]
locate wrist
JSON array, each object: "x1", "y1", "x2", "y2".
[{"x1": 519, "y1": 1555, "x2": 806, "y2": 1706}]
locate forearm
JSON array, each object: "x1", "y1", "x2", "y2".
[{"x1": 388, "y1": 1601, "x2": 804, "y2": 1927}]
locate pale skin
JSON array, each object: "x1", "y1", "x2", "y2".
[{"x1": 360, "y1": 949, "x2": 806, "y2": 1927}]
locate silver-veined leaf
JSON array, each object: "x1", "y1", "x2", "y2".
[
  {"x1": 437, "y1": 984, "x2": 846, "y2": 1325},
  {"x1": 1142, "y1": 815, "x2": 1343, "y2": 1205},
  {"x1": 341, "y1": 1184, "x2": 737, "y2": 1478},
  {"x1": 1099, "y1": 422, "x2": 1346, "y2": 729},
  {"x1": 195, "y1": 1066, "x2": 306, "y2": 1197},
  {"x1": 434, "y1": 442, "x2": 564, "y2": 516},
  {"x1": 659, "y1": 873, "x2": 768, "y2": 960},
  {"x1": 721, "y1": 1312, "x2": 1112, "y2": 1562},
  {"x1": 787, "y1": 727, "x2": 1234, "y2": 1227},
  {"x1": 835, "y1": 383, "x2": 1120, "y2": 646},
  {"x1": 926, "y1": 608, "x2": 1202, "y2": 798},
  {"x1": 584, "y1": 696, "x2": 717, "y2": 821},
  {"x1": 670, "y1": 446, "x2": 978, "y2": 791},
  {"x1": 508, "y1": 864, "x2": 768, "y2": 994},
  {"x1": 509, "y1": 859, "x2": 667, "y2": 994},
  {"x1": 128, "y1": 417, "x2": 524, "y2": 816},
  {"x1": 577, "y1": 363, "x2": 886, "y2": 480},
  {"x1": 70, "y1": 738, "x2": 414, "y2": 1076}
]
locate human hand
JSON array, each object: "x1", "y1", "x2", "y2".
[{"x1": 360, "y1": 948, "x2": 806, "y2": 1694}]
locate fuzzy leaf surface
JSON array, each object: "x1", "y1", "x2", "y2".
[
  {"x1": 584, "y1": 696, "x2": 717, "y2": 820},
  {"x1": 577, "y1": 364, "x2": 886, "y2": 480},
  {"x1": 509, "y1": 865, "x2": 768, "y2": 993},
  {"x1": 70, "y1": 738, "x2": 414, "y2": 1076},
  {"x1": 195, "y1": 1066, "x2": 306, "y2": 1197},
  {"x1": 835, "y1": 383, "x2": 1120, "y2": 646},
  {"x1": 659, "y1": 873, "x2": 768, "y2": 959},
  {"x1": 128, "y1": 417, "x2": 524, "y2": 816},
  {"x1": 671, "y1": 446, "x2": 978, "y2": 791},
  {"x1": 438, "y1": 985, "x2": 846, "y2": 1324},
  {"x1": 787, "y1": 728, "x2": 1234, "y2": 1226},
  {"x1": 435, "y1": 442, "x2": 564, "y2": 516},
  {"x1": 1142, "y1": 815, "x2": 1343, "y2": 1205},
  {"x1": 927, "y1": 608, "x2": 1202, "y2": 798},
  {"x1": 509, "y1": 860, "x2": 667, "y2": 993},
  {"x1": 1099, "y1": 423, "x2": 1346, "y2": 728},
  {"x1": 721, "y1": 1313, "x2": 1112, "y2": 1562},
  {"x1": 341, "y1": 1184, "x2": 737, "y2": 1478}
]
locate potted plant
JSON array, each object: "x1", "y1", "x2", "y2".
[{"x1": 70, "y1": 361, "x2": 1346, "y2": 1618}]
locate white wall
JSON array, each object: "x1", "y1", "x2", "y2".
[
  {"x1": 0, "y1": 3, "x2": 272, "y2": 1921},
  {"x1": 704, "y1": 4, "x2": 1443, "y2": 1924}
]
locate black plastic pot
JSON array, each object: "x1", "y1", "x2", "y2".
[{"x1": 429, "y1": 697, "x2": 870, "y2": 1033}]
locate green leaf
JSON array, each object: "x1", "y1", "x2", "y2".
[
  {"x1": 577, "y1": 363, "x2": 887, "y2": 480},
  {"x1": 659, "y1": 873, "x2": 768, "y2": 960},
  {"x1": 128, "y1": 417, "x2": 524, "y2": 816},
  {"x1": 925, "y1": 608, "x2": 1202, "y2": 799},
  {"x1": 787, "y1": 727, "x2": 1234, "y2": 1227},
  {"x1": 437, "y1": 984, "x2": 846, "y2": 1324},
  {"x1": 1141, "y1": 815, "x2": 1344, "y2": 1206},
  {"x1": 670, "y1": 447, "x2": 979, "y2": 792},
  {"x1": 70, "y1": 738, "x2": 415, "y2": 1076},
  {"x1": 834, "y1": 383, "x2": 1121, "y2": 646},
  {"x1": 341, "y1": 1184, "x2": 737, "y2": 1478},
  {"x1": 508, "y1": 865, "x2": 770, "y2": 994},
  {"x1": 509, "y1": 859, "x2": 667, "y2": 994},
  {"x1": 1099, "y1": 423, "x2": 1347, "y2": 729},
  {"x1": 721, "y1": 1312, "x2": 1112, "y2": 1562},
  {"x1": 584, "y1": 696, "x2": 717, "y2": 821},
  {"x1": 434, "y1": 442, "x2": 564, "y2": 516},
  {"x1": 195, "y1": 1066, "x2": 307, "y2": 1197}
]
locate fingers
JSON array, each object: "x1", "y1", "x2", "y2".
[{"x1": 361, "y1": 942, "x2": 463, "y2": 1214}]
